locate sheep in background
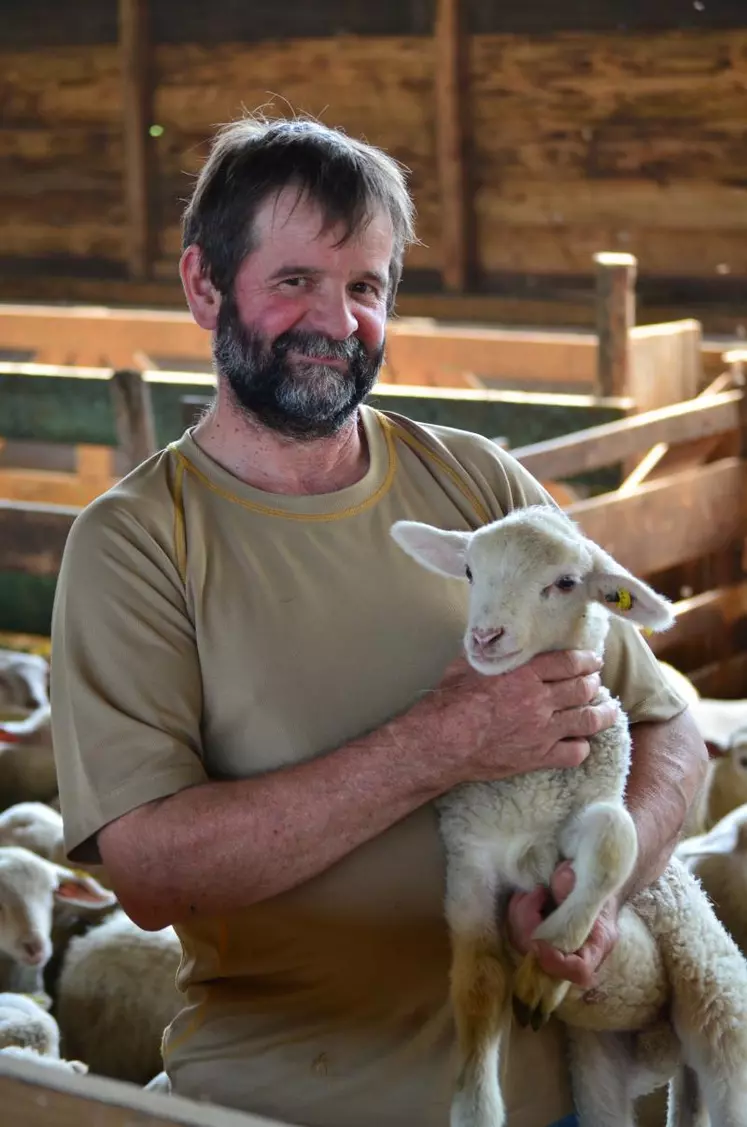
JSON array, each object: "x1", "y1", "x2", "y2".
[
  {"x1": 0, "y1": 803, "x2": 66, "y2": 864},
  {"x1": 56, "y1": 909, "x2": 182, "y2": 1086},
  {"x1": 676, "y1": 803, "x2": 747, "y2": 956},
  {"x1": 0, "y1": 802, "x2": 112, "y2": 889},
  {"x1": 0, "y1": 706, "x2": 58, "y2": 808},
  {"x1": 0, "y1": 990, "x2": 60, "y2": 1056},
  {"x1": 0, "y1": 846, "x2": 115, "y2": 994},
  {"x1": 0, "y1": 1043, "x2": 88, "y2": 1074},
  {"x1": 392, "y1": 505, "x2": 747, "y2": 1127},
  {"x1": 0, "y1": 651, "x2": 48, "y2": 720}
]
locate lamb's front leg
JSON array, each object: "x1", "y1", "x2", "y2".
[
  {"x1": 446, "y1": 855, "x2": 512, "y2": 1127},
  {"x1": 566, "y1": 1028, "x2": 638, "y2": 1127},
  {"x1": 513, "y1": 802, "x2": 638, "y2": 1030}
]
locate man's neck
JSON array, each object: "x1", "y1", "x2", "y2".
[{"x1": 190, "y1": 389, "x2": 369, "y2": 496}]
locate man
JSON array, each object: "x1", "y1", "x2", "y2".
[{"x1": 50, "y1": 117, "x2": 707, "y2": 1127}]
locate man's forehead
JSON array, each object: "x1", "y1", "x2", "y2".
[{"x1": 252, "y1": 187, "x2": 394, "y2": 257}]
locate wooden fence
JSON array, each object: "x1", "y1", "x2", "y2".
[
  {"x1": 1, "y1": 359, "x2": 745, "y2": 693},
  {"x1": 1, "y1": 254, "x2": 742, "y2": 393},
  {"x1": 0, "y1": 1051, "x2": 293, "y2": 1126}
]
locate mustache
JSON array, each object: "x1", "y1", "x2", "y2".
[{"x1": 271, "y1": 330, "x2": 361, "y2": 363}]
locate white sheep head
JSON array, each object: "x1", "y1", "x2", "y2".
[
  {"x1": 391, "y1": 506, "x2": 674, "y2": 676},
  {"x1": 0, "y1": 847, "x2": 116, "y2": 970}
]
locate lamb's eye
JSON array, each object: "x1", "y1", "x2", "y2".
[
  {"x1": 465, "y1": 565, "x2": 473, "y2": 583},
  {"x1": 555, "y1": 576, "x2": 577, "y2": 591}
]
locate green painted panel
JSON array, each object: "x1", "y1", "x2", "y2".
[{"x1": 0, "y1": 573, "x2": 58, "y2": 637}]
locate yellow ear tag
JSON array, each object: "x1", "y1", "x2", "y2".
[{"x1": 617, "y1": 588, "x2": 633, "y2": 613}]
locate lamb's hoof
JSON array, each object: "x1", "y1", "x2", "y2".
[
  {"x1": 512, "y1": 952, "x2": 561, "y2": 1031},
  {"x1": 512, "y1": 995, "x2": 533, "y2": 1028}
]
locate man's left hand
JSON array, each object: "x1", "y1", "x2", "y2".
[{"x1": 506, "y1": 860, "x2": 620, "y2": 991}]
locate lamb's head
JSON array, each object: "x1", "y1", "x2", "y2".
[
  {"x1": 391, "y1": 506, "x2": 674, "y2": 675},
  {"x1": 0, "y1": 847, "x2": 116, "y2": 970}
]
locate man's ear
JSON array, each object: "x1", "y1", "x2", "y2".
[
  {"x1": 585, "y1": 555, "x2": 674, "y2": 632},
  {"x1": 179, "y1": 244, "x2": 222, "y2": 331},
  {"x1": 390, "y1": 521, "x2": 471, "y2": 580}
]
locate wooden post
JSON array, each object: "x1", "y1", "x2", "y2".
[
  {"x1": 110, "y1": 369, "x2": 158, "y2": 470},
  {"x1": 594, "y1": 252, "x2": 637, "y2": 398},
  {"x1": 434, "y1": 0, "x2": 470, "y2": 292},
  {"x1": 119, "y1": 0, "x2": 152, "y2": 280}
]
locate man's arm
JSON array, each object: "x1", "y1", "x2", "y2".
[{"x1": 98, "y1": 652, "x2": 615, "y2": 932}]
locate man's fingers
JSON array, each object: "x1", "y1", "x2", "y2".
[
  {"x1": 530, "y1": 650, "x2": 603, "y2": 683},
  {"x1": 506, "y1": 887, "x2": 549, "y2": 955},
  {"x1": 532, "y1": 940, "x2": 597, "y2": 989},
  {"x1": 549, "y1": 861, "x2": 575, "y2": 904},
  {"x1": 546, "y1": 738, "x2": 591, "y2": 768},
  {"x1": 550, "y1": 673, "x2": 602, "y2": 711},
  {"x1": 553, "y1": 700, "x2": 619, "y2": 741}
]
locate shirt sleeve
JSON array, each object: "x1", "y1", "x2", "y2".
[
  {"x1": 432, "y1": 427, "x2": 691, "y2": 725},
  {"x1": 50, "y1": 497, "x2": 208, "y2": 864}
]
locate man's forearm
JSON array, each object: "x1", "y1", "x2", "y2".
[
  {"x1": 98, "y1": 703, "x2": 448, "y2": 931},
  {"x1": 621, "y1": 708, "x2": 709, "y2": 900}
]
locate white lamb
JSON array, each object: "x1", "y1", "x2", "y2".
[
  {"x1": 0, "y1": 991, "x2": 59, "y2": 1055},
  {"x1": 0, "y1": 802, "x2": 112, "y2": 889},
  {"x1": 0, "y1": 845, "x2": 115, "y2": 994},
  {"x1": 676, "y1": 803, "x2": 747, "y2": 956},
  {"x1": 391, "y1": 505, "x2": 747, "y2": 1127},
  {"x1": 55, "y1": 908, "x2": 182, "y2": 1086},
  {"x1": 0, "y1": 650, "x2": 49, "y2": 720},
  {"x1": 0, "y1": 706, "x2": 58, "y2": 808},
  {"x1": 0, "y1": 1043, "x2": 88, "y2": 1074}
]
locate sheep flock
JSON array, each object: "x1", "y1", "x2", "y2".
[{"x1": 1, "y1": 506, "x2": 747, "y2": 1126}]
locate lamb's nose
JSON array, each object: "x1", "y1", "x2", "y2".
[
  {"x1": 22, "y1": 937, "x2": 44, "y2": 964},
  {"x1": 471, "y1": 626, "x2": 505, "y2": 649}
]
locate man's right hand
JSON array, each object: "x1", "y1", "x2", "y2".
[{"x1": 416, "y1": 650, "x2": 619, "y2": 788}]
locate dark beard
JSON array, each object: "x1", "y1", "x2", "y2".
[{"x1": 212, "y1": 293, "x2": 384, "y2": 440}]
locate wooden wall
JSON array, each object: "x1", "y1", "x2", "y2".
[{"x1": 2, "y1": 1, "x2": 747, "y2": 328}]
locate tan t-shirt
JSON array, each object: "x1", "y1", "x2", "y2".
[{"x1": 50, "y1": 405, "x2": 687, "y2": 1127}]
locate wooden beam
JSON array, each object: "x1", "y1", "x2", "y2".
[
  {"x1": 617, "y1": 371, "x2": 734, "y2": 495},
  {"x1": 110, "y1": 368, "x2": 157, "y2": 470},
  {"x1": 0, "y1": 500, "x2": 78, "y2": 576},
  {"x1": 566, "y1": 459, "x2": 747, "y2": 577},
  {"x1": 690, "y1": 651, "x2": 747, "y2": 699},
  {"x1": 0, "y1": 1051, "x2": 289, "y2": 1125},
  {"x1": 512, "y1": 390, "x2": 742, "y2": 481},
  {"x1": 594, "y1": 252, "x2": 637, "y2": 398},
  {"x1": 434, "y1": 0, "x2": 470, "y2": 292},
  {"x1": 119, "y1": 0, "x2": 152, "y2": 280},
  {"x1": 648, "y1": 582, "x2": 747, "y2": 658}
]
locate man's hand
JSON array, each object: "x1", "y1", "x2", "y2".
[
  {"x1": 418, "y1": 649, "x2": 620, "y2": 790},
  {"x1": 506, "y1": 861, "x2": 620, "y2": 990}
]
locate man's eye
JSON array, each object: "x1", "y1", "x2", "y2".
[
  {"x1": 465, "y1": 566, "x2": 473, "y2": 583},
  {"x1": 555, "y1": 576, "x2": 577, "y2": 591}
]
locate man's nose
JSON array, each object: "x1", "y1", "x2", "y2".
[{"x1": 305, "y1": 293, "x2": 359, "y2": 341}]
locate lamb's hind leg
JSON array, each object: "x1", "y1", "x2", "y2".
[
  {"x1": 446, "y1": 862, "x2": 512, "y2": 1127},
  {"x1": 513, "y1": 802, "x2": 638, "y2": 1030},
  {"x1": 566, "y1": 1028, "x2": 638, "y2": 1127}
]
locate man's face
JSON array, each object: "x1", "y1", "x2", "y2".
[{"x1": 213, "y1": 187, "x2": 393, "y2": 440}]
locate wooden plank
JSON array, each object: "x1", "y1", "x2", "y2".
[
  {"x1": 648, "y1": 582, "x2": 747, "y2": 658},
  {"x1": 689, "y1": 651, "x2": 747, "y2": 699},
  {"x1": 0, "y1": 500, "x2": 78, "y2": 576},
  {"x1": 110, "y1": 367, "x2": 157, "y2": 469},
  {"x1": 566, "y1": 459, "x2": 747, "y2": 577},
  {"x1": 511, "y1": 390, "x2": 742, "y2": 481},
  {"x1": 119, "y1": 0, "x2": 152, "y2": 279},
  {"x1": 0, "y1": 439, "x2": 129, "y2": 477},
  {"x1": 0, "y1": 1051, "x2": 288, "y2": 1125},
  {"x1": 627, "y1": 319, "x2": 703, "y2": 415},
  {"x1": 617, "y1": 369, "x2": 730, "y2": 494},
  {"x1": 434, "y1": 0, "x2": 470, "y2": 291},
  {"x1": 594, "y1": 253, "x2": 636, "y2": 398}
]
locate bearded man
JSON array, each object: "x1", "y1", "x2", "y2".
[{"x1": 50, "y1": 116, "x2": 705, "y2": 1127}]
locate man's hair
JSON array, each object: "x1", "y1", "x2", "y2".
[{"x1": 182, "y1": 115, "x2": 417, "y2": 311}]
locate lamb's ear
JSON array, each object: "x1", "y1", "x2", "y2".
[
  {"x1": 390, "y1": 521, "x2": 471, "y2": 580},
  {"x1": 675, "y1": 819, "x2": 742, "y2": 861},
  {"x1": 53, "y1": 866, "x2": 118, "y2": 910},
  {"x1": 585, "y1": 558, "x2": 675, "y2": 632}
]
